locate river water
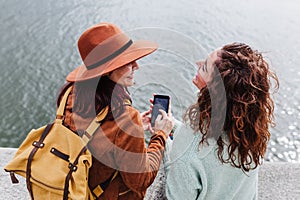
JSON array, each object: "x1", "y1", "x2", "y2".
[{"x1": 0, "y1": 0, "x2": 299, "y2": 162}]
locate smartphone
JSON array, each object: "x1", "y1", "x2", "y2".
[{"x1": 150, "y1": 95, "x2": 170, "y2": 127}]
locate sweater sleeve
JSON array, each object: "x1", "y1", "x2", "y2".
[{"x1": 113, "y1": 107, "x2": 167, "y2": 195}]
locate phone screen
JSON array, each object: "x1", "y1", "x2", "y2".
[{"x1": 151, "y1": 95, "x2": 170, "y2": 127}]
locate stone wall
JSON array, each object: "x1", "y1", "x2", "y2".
[{"x1": 1, "y1": 147, "x2": 299, "y2": 199}]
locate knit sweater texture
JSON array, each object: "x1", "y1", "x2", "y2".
[{"x1": 166, "y1": 124, "x2": 258, "y2": 200}]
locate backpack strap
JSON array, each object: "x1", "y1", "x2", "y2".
[
  {"x1": 78, "y1": 106, "x2": 120, "y2": 198},
  {"x1": 81, "y1": 106, "x2": 109, "y2": 145},
  {"x1": 56, "y1": 85, "x2": 73, "y2": 124},
  {"x1": 58, "y1": 87, "x2": 112, "y2": 200},
  {"x1": 58, "y1": 92, "x2": 128, "y2": 199},
  {"x1": 63, "y1": 146, "x2": 88, "y2": 200},
  {"x1": 23, "y1": 86, "x2": 73, "y2": 199},
  {"x1": 90, "y1": 100, "x2": 132, "y2": 198},
  {"x1": 55, "y1": 84, "x2": 109, "y2": 144},
  {"x1": 26, "y1": 123, "x2": 54, "y2": 199},
  {"x1": 123, "y1": 99, "x2": 132, "y2": 106},
  {"x1": 81, "y1": 97, "x2": 130, "y2": 144},
  {"x1": 92, "y1": 171, "x2": 119, "y2": 198}
]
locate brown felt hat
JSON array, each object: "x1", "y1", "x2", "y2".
[{"x1": 66, "y1": 22, "x2": 158, "y2": 82}]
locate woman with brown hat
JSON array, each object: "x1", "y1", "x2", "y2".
[
  {"x1": 166, "y1": 43, "x2": 279, "y2": 199},
  {"x1": 57, "y1": 22, "x2": 174, "y2": 199}
]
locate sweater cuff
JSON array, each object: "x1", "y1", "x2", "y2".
[{"x1": 151, "y1": 130, "x2": 167, "y2": 145}]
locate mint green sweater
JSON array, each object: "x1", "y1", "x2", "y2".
[{"x1": 166, "y1": 125, "x2": 258, "y2": 200}]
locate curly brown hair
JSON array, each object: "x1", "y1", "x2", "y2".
[{"x1": 184, "y1": 43, "x2": 279, "y2": 172}]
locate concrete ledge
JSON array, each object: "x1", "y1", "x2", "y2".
[
  {"x1": 1, "y1": 147, "x2": 300, "y2": 199},
  {"x1": 0, "y1": 148, "x2": 29, "y2": 200},
  {"x1": 257, "y1": 162, "x2": 300, "y2": 199}
]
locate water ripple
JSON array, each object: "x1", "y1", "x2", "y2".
[{"x1": 0, "y1": 0, "x2": 300, "y2": 163}]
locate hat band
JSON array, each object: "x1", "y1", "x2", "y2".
[{"x1": 86, "y1": 39, "x2": 133, "y2": 70}]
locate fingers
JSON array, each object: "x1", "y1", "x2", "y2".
[
  {"x1": 149, "y1": 94, "x2": 156, "y2": 111},
  {"x1": 140, "y1": 109, "x2": 151, "y2": 117},
  {"x1": 149, "y1": 104, "x2": 153, "y2": 110},
  {"x1": 149, "y1": 93, "x2": 156, "y2": 104},
  {"x1": 143, "y1": 117, "x2": 150, "y2": 123},
  {"x1": 149, "y1": 125, "x2": 155, "y2": 135},
  {"x1": 158, "y1": 109, "x2": 167, "y2": 119},
  {"x1": 153, "y1": 110, "x2": 174, "y2": 136},
  {"x1": 155, "y1": 113, "x2": 163, "y2": 122},
  {"x1": 140, "y1": 111, "x2": 146, "y2": 117},
  {"x1": 144, "y1": 109, "x2": 151, "y2": 116}
]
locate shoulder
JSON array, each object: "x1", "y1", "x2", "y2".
[
  {"x1": 113, "y1": 106, "x2": 143, "y2": 138},
  {"x1": 116, "y1": 106, "x2": 140, "y2": 118},
  {"x1": 125, "y1": 106, "x2": 140, "y2": 117},
  {"x1": 117, "y1": 106, "x2": 142, "y2": 124},
  {"x1": 170, "y1": 125, "x2": 202, "y2": 162}
]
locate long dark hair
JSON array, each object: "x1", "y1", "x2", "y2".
[
  {"x1": 184, "y1": 43, "x2": 279, "y2": 172},
  {"x1": 57, "y1": 76, "x2": 131, "y2": 120}
]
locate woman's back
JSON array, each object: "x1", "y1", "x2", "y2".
[
  {"x1": 60, "y1": 84, "x2": 169, "y2": 199},
  {"x1": 167, "y1": 129, "x2": 258, "y2": 200}
]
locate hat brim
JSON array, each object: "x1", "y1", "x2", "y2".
[{"x1": 66, "y1": 40, "x2": 158, "y2": 82}]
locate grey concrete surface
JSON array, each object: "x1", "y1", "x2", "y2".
[
  {"x1": 1, "y1": 147, "x2": 300, "y2": 200},
  {"x1": 0, "y1": 148, "x2": 29, "y2": 200}
]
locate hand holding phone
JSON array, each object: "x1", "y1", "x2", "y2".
[{"x1": 150, "y1": 95, "x2": 170, "y2": 127}]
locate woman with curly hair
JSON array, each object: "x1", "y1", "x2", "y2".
[{"x1": 166, "y1": 43, "x2": 279, "y2": 200}]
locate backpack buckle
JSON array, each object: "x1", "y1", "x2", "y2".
[
  {"x1": 32, "y1": 141, "x2": 45, "y2": 148},
  {"x1": 68, "y1": 163, "x2": 77, "y2": 172},
  {"x1": 56, "y1": 115, "x2": 65, "y2": 120}
]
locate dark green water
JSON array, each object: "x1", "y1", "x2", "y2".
[{"x1": 0, "y1": 0, "x2": 299, "y2": 162}]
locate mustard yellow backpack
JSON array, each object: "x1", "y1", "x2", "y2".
[{"x1": 4, "y1": 86, "x2": 112, "y2": 200}]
